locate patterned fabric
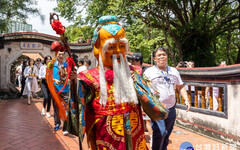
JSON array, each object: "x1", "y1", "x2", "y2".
[
  {"x1": 92, "y1": 27, "x2": 101, "y2": 44},
  {"x1": 78, "y1": 80, "x2": 88, "y2": 141},
  {"x1": 64, "y1": 85, "x2": 79, "y2": 136},
  {"x1": 92, "y1": 15, "x2": 123, "y2": 44},
  {"x1": 99, "y1": 16, "x2": 118, "y2": 24},
  {"x1": 102, "y1": 24, "x2": 122, "y2": 36},
  {"x1": 133, "y1": 73, "x2": 169, "y2": 121},
  {"x1": 95, "y1": 107, "x2": 147, "y2": 150},
  {"x1": 129, "y1": 65, "x2": 142, "y2": 75},
  {"x1": 77, "y1": 67, "x2": 148, "y2": 150},
  {"x1": 65, "y1": 65, "x2": 168, "y2": 148}
]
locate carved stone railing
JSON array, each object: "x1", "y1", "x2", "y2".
[
  {"x1": 176, "y1": 64, "x2": 240, "y2": 148},
  {"x1": 176, "y1": 82, "x2": 227, "y2": 118}
]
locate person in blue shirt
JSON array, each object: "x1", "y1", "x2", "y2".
[{"x1": 52, "y1": 51, "x2": 69, "y2": 135}]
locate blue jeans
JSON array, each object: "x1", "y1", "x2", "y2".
[{"x1": 151, "y1": 106, "x2": 176, "y2": 150}]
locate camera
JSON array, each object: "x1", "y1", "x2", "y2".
[{"x1": 179, "y1": 61, "x2": 187, "y2": 67}]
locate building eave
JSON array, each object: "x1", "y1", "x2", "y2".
[{"x1": 1, "y1": 32, "x2": 93, "y2": 52}]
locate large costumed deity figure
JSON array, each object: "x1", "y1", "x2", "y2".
[
  {"x1": 76, "y1": 16, "x2": 168, "y2": 150},
  {"x1": 48, "y1": 14, "x2": 168, "y2": 150}
]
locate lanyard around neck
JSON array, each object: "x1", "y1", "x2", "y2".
[{"x1": 155, "y1": 65, "x2": 170, "y2": 81}]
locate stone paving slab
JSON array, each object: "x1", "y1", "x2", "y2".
[{"x1": 0, "y1": 98, "x2": 237, "y2": 150}]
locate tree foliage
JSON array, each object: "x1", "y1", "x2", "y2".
[
  {"x1": 55, "y1": 0, "x2": 239, "y2": 66},
  {"x1": 0, "y1": 0, "x2": 44, "y2": 32},
  {"x1": 64, "y1": 25, "x2": 94, "y2": 43},
  {"x1": 125, "y1": 19, "x2": 166, "y2": 64}
]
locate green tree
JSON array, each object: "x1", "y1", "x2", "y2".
[
  {"x1": 215, "y1": 29, "x2": 240, "y2": 65},
  {"x1": 65, "y1": 25, "x2": 94, "y2": 43},
  {"x1": 55, "y1": 0, "x2": 239, "y2": 66},
  {"x1": 125, "y1": 19, "x2": 167, "y2": 64},
  {"x1": 0, "y1": 0, "x2": 44, "y2": 32}
]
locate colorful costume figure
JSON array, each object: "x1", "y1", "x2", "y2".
[
  {"x1": 69, "y1": 16, "x2": 168, "y2": 150},
  {"x1": 48, "y1": 15, "x2": 168, "y2": 150}
]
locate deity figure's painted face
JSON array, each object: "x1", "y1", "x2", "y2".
[
  {"x1": 92, "y1": 16, "x2": 138, "y2": 106},
  {"x1": 94, "y1": 28, "x2": 128, "y2": 67}
]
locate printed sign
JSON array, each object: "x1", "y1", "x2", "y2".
[{"x1": 20, "y1": 42, "x2": 43, "y2": 50}]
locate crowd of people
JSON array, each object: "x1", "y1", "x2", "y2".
[
  {"x1": 16, "y1": 58, "x2": 39, "y2": 104},
  {"x1": 14, "y1": 15, "x2": 225, "y2": 150},
  {"x1": 15, "y1": 55, "x2": 93, "y2": 125}
]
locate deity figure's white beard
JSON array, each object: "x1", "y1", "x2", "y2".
[{"x1": 99, "y1": 54, "x2": 138, "y2": 106}]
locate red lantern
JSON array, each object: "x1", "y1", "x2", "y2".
[
  {"x1": 51, "y1": 41, "x2": 62, "y2": 52},
  {"x1": 51, "y1": 41, "x2": 66, "y2": 52}
]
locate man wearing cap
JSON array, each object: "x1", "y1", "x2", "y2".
[
  {"x1": 58, "y1": 16, "x2": 168, "y2": 150},
  {"x1": 131, "y1": 52, "x2": 148, "y2": 74}
]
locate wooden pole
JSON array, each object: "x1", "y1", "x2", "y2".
[
  {"x1": 181, "y1": 89, "x2": 185, "y2": 105},
  {"x1": 188, "y1": 85, "x2": 191, "y2": 104},
  {"x1": 218, "y1": 87, "x2": 223, "y2": 112},
  {"x1": 201, "y1": 87, "x2": 206, "y2": 109},
  {"x1": 209, "y1": 87, "x2": 213, "y2": 110},
  {"x1": 194, "y1": 86, "x2": 198, "y2": 108},
  {"x1": 176, "y1": 90, "x2": 180, "y2": 104}
]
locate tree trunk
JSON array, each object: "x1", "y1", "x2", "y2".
[
  {"x1": 164, "y1": 10, "x2": 183, "y2": 61},
  {"x1": 164, "y1": 31, "x2": 177, "y2": 66},
  {"x1": 226, "y1": 31, "x2": 231, "y2": 64},
  {"x1": 214, "y1": 39, "x2": 217, "y2": 57}
]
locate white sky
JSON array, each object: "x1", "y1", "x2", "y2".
[{"x1": 26, "y1": 0, "x2": 71, "y2": 36}]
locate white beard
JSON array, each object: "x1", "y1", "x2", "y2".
[
  {"x1": 99, "y1": 54, "x2": 138, "y2": 107},
  {"x1": 99, "y1": 55, "x2": 108, "y2": 106}
]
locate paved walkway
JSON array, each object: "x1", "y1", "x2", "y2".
[{"x1": 0, "y1": 98, "x2": 237, "y2": 150}]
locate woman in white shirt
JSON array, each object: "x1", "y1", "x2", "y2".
[
  {"x1": 39, "y1": 56, "x2": 52, "y2": 117},
  {"x1": 16, "y1": 63, "x2": 22, "y2": 89},
  {"x1": 23, "y1": 59, "x2": 39, "y2": 105}
]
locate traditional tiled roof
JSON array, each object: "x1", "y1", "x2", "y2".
[{"x1": 1, "y1": 32, "x2": 93, "y2": 53}]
